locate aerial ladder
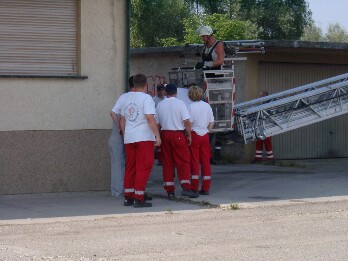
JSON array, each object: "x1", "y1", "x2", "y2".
[
  {"x1": 168, "y1": 41, "x2": 348, "y2": 144},
  {"x1": 234, "y1": 73, "x2": 348, "y2": 144}
]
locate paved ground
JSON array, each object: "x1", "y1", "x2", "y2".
[
  {"x1": 1, "y1": 158, "x2": 348, "y2": 224},
  {"x1": 1, "y1": 189, "x2": 348, "y2": 260}
]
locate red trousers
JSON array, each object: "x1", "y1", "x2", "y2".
[
  {"x1": 161, "y1": 130, "x2": 191, "y2": 192},
  {"x1": 190, "y1": 131, "x2": 211, "y2": 192},
  {"x1": 255, "y1": 137, "x2": 274, "y2": 161},
  {"x1": 124, "y1": 141, "x2": 154, "y2": 201}
]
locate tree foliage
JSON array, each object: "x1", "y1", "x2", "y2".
[
  {"x1": 325, "y1": 23, "x2": 348, "y2": 43},
  {"x1": 130, "y1": 0, "x2": 312, "y2": 47},
  {"x1": 301, "y1": 19, "x2": 324, "y2": 42},
  {"x1": 183, "y1": 13, "x2": 260, "y2": 44},
  {"x1": 301, "y1": 22, "x2": 348, "y2": 43},
  {"x1": 130, "y1": 0, "x2": 190, "y2": 48},
  {"x1": 186, "y1": 0, "x2": 311, "y2": 40},
  {"x1": 185, "y1": 0, "x2": 241, "y2": 17},
  {"x1": 237, "y1": 0, "x2": 311, "y2": 40},
  {"x1": 185, "y1": 0, "x2": 227, "y2": 14}
]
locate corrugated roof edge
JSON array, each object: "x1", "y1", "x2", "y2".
[
  {"x1": 130, "y1": 46, "x2": 184, "y2": 55},
  {"x1": 264, "y1": 40, "x2": 348, "y2": 50}
]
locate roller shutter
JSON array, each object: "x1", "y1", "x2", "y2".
[{"x1": 0, "y1": 0, "x2": 77, "y2": 76}]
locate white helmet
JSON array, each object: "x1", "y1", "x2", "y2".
[{"x1": 196, "y1": 25, "x2": 214, "y2": 36}]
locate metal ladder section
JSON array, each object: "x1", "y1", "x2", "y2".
[
  {"x1": 203, "y1": 70, "x2": 235, "y2": 132},
  {"x1": 234, "y1": 73, "x2": 348, "y2": 144}
]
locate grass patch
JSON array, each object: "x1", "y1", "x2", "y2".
[
  {"x1": 165, "y1": 208, "x2": 173, "y2": 214},
  {"x1": 229, "y1": 203, "x2": 240, "y2": 210}
]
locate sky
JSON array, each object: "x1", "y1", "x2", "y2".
[{"x1": 306, "y1": 0, "x2": 348, "y2": 32}]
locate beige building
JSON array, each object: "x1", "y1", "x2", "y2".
[
  {"x1": 131, "y1": 41, "x2": 348, "y2": 162},
  {"x1": 0, "y1": 0, "x2": 128, "y2": 195}
]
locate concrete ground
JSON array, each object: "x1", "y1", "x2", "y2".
[{"x1": 1, "y1": 158, "x2": 348, "y2": 224}]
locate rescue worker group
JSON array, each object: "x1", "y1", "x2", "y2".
[{"x1": 109, "y1": 25, "x2": 223, "y2": 208}]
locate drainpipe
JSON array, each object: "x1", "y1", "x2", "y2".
[{"x1": 124, "y1": 0, "x2": 131, "y2": 92}]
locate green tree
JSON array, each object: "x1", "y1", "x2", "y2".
[
  {"x1": 183, "y1": 13, "x2": 260, "y2": 44},
  {"x1": 238, "y1": 0, "x2": 311, "y2": 40},
  {"x1": 301, "y1": 20, "x2": 324, "y2": 42},
  {"x1": 130, "y1": 0, "x2": 312, "y2": 47},
  {"x1": 325, "y1": 23, "x2": 348, "y2": 43},
  {"x1": 185, "y1": 0, "x2": 227, "y2": 14},
  {"x1": 130, "y1": 0, "x2": 190, "y2": 48}
]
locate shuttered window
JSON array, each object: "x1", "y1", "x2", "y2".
[{"x1": 0, "y1": 0, "x2": 78, "y2": 77}]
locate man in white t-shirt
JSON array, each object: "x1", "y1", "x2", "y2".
[
  {"x1": 187, "y1": 86, "x2": 214, "y2": 195},
  {"x1": 120, "y1": 74, "x2": 161, "y2": 208},
  {"x1": 156, "y1": 83, "x2": 198, "y2": 199}
]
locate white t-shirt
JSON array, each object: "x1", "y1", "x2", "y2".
[
  {"x1": 153, "y1": 95, "x2": 166, "y2": 107},
  {"x1": 188, "y1": 100, "x2": 214, "y2": 136},
  {"x1": 111, "y1": 92, "x2": 128, "y2": 115},
  {"x1": 156, "y1": 97, "x2": 190, "y2": 130},
  {"x1": 177, "y1": 88, "x2": 192, "y2": 108},
  {"x1": 121, "y1": 92, "x2": 156, "y2": 144}
]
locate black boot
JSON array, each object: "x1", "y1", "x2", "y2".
[
  {"x1": 133, "y1": 199, "x2": 152, "y2": 208},
  {"x1": 181, "y1": 188, "x2": 199, "y2": 198},
  {"x1": 167, "y1": 191, "x2": 175, "y2": 200},
  {"x1": 144, "y1": 193, "x2": 153, "y2": 201},
  {"x1": 123, "y1": 198, "x2": 134, "y2": 206}
]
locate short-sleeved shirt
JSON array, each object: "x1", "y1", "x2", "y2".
[
  {"x1": 111, "y1": 92, "x2": 128, "y2": 115},
  {"x1": 121, "y1": 92, "x2": 156, "y2": 144},
  {"x1": 188, "y1": 100, "x2": 214, "y2": 136},
  {"x1": 156, "y1": 97, "x2": 190, "y2": 130},
  {"x1": 153, "y1": 95, "x2": 166, "y2": 107},
  {"x1": 177, "y1": 88, "x2": 193, "y2": 108}
]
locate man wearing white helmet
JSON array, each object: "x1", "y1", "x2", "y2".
[{"x1": 196, "y1": 25, "x2": 225, "y2": 70}]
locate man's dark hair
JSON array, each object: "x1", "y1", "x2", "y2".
[
  {"x1": 157, "y1": 84, "x2": 165, "y2": 90},
  {"x1": 133, "y1": 73, "x2": 147, "y2": 87},
  {"x1": 165, "y1": 83, "x2": 177, "y2": 94},
  {"x1": 128, "y1": 76, "x2": 134, "y2": 88}
]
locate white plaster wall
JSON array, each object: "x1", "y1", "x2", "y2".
[
  {"x1": 130, "y1": 53, "x2": 190, "y2": 95},
  {"x1": 0, "y1": 0, "x2": 126, "y2": 131}
]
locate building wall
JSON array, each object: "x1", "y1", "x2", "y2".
[
  {"x1": 0, "y1": 130, "x2": 110, "y2": 194},
  {"x1": 0, "y1": 0, "x2": 126, "y2": 131},
  {"x1": 130, "y1": 52, "x2": 183, "y2": 94},
  {"x1": 0, "y1": 0, "x2": 127, "y2": 195}
]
